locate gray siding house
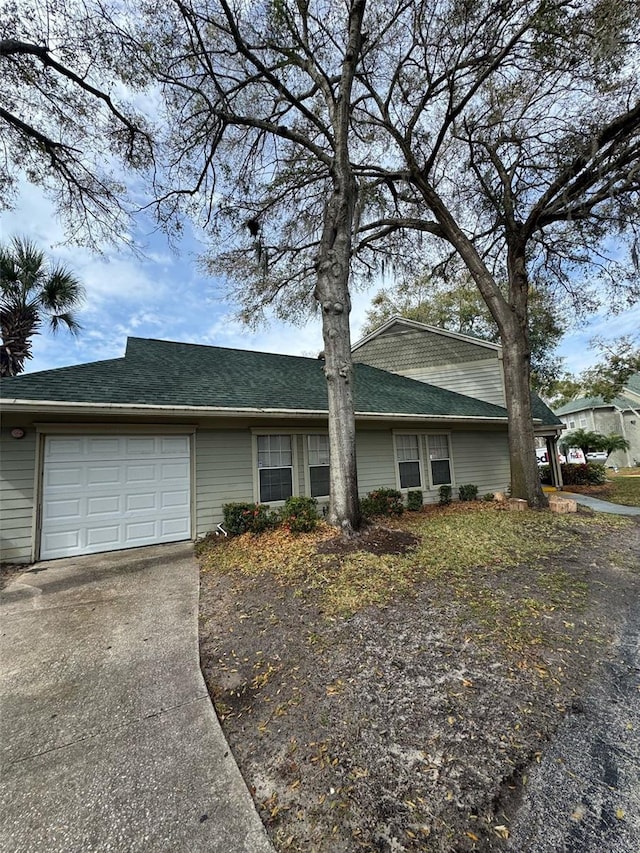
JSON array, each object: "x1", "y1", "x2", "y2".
[
  {"x1": 1, "y1": 327, "x2": 560, "y2": 563},
  {"x1": 554, "y1": 373, "x2": 640, "y2": 468}
]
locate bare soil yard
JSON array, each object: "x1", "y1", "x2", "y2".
[{"x1": 198, "y1": 504, "x2": 640, "y2": 852}]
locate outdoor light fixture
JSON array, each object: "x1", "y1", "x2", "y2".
[{"x1": 10, "y1": 427, "x2": 26, "y2": 439}]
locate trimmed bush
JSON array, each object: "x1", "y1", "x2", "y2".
[
  {"x1": 222, "y1": 502, "x2": 274, "y2": 535},
  {"x1": 458, "y1": 484, "x2": 478, "y2": 502},
  {"x1": 407, "y1": 490, "x2": 423, "y2": 511},
  {"x1": 439, "y1": 485, "x2": 452, "y2": 505},
  {"x1": 360, "y1": 488, "x2": 404, "y2": 517},
  {"x1": 281, "y1": 496, "x2": 319, "y2": 533},
  {"x1": 483, "y1": 493, "x2": 495, "y2": 502},
  {"x1": 560, "y1": 462, "x2": 607, "y2": 486}
]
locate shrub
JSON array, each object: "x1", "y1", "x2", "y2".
[
  {"x1": 560, "y1": 462, "x2": 606, "y2": 486},
  {"x1": 281, "y1": 496, "x2": 319, "y2": 533},
  {"x1": 539, "y1": 464, "x2": 552, "y2": 485},
  {"x1": 222, "y1": 502, "x2": 274, "y2": 535},
  {"x1": 407, "y1": 490, "x2": 423, "y2": 511},
  {"x1": 439, "y1": 485, "x2": 452, "y2": 505},
  {"x1": 360, "y1": 488, "x2": 404, "y2": 517},
  {"x1": 458, "y1": 484, "x2": 478, "y2": 502},
  {"x1": 483, "y1": 493, "x2": 495, "y2": 502}
]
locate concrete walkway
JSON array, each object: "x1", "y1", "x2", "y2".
[
  {"x1": 555, "y1": 492, "x2": 640, "y2": 516},
  {"x1": 0, "y1": 544, "x2": 274, "y2": 853}
]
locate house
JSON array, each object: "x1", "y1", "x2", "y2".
[
  {"x1": 352, "y1": 317, "x2": 564, "y2": 480},
  {"x1": 554, "y1": 372, "x2": 640, "y2": 468},
  {"x1": 0, "y1": 327, "x2": 561, "y2": 563}
]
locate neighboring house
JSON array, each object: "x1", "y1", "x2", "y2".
[
  {"x1": 554, "y1": 372, "x2": 640, "y2": 468},
  {"x1": 352, "y1": 317, "x2": 564, "y2": 481},
  {"x1": 1, "y1": 328, "x2": 562, "y2": 563}
]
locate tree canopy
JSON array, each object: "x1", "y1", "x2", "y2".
[{"x1": 0, "y1": 1, "x2": 153, "y2": 243}]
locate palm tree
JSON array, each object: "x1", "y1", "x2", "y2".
[{"x1": 0, "y1": 237, "x2": 85, "y2": 376}]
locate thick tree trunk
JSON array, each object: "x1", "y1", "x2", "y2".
[
  {"x1": 316, "y1": 177, "x2": 361, "y2": 535},
  {"x1": 501, "y1": 246, "x2": 548, "y2": 508},
  {"x1": 501, "y1": 318, "x2": 548, "y2": 507}
]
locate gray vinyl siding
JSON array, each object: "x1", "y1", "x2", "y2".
[
  {"x1": 355, "y1": 431, "x2": 397, "y2": 494},
  {"x1": 450, "y1": 431, "x2": 511, "y2": 497},
  {"x1": 195, "y1": 429, "x2": 254, "y2": 536},
  {"x1": 1, "y1": 428, "x2": 37, "y2": 562},
  {"x1": 399, "y1": 361, "x2": 506, "y2": 407},
  {"x1": 353, "y1": 328, "x2": 505, "y2": 406},
  {"x1": 354, "y1": 327, "x2": 498, "y2": 369}
]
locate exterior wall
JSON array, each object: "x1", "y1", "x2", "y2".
[
  {"x1": 560, "y1": 406, "x2": 640, "y2": 468},
  {"x1": 0, "y1": 425, "x2": 37, "y2": 562},
  {"x1": 450, "y1": 431, "x2": 511, "y2": 497},
  {"x1": 353, "y1": 328, "x2": 506, "y2": 407},
  {"x1": 1, "y1": 417, "x2": 512, "y2": 560},
  {"x1": 195, "y1": 428, "x2": 255, "y2": 537}
]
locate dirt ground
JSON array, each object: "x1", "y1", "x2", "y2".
[{"x1": 198, "y1": 510, "x2": 640, "y2": 852}]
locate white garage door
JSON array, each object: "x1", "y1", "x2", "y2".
[{"x1": 40, "y1": 435, "x2": 191, "y2": 559}]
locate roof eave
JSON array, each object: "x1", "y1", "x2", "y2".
[{"x1": 0, "y1": 398, "x2": 514, "y2": 424}]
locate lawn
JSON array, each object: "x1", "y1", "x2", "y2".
[
  {"x1": 198, "y1": 504, "x2": 639, "y2": 852},
  {"x1": 607, "y1": 475, "x2": 640, "y2": 507},
  {"x1": 562, "y1": 474, "x2": 640, "y2": 507}
]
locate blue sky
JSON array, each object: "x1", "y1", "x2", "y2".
[{"x1": 1, "y1": 182, "x2": 637, "y2": 378}]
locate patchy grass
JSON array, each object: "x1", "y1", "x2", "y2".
[
  {"x1": 200, "y1": 504, "x2": 626, "y2": 637},
  {"x1": 198, "y1": 506, "x2": 639, "y2": 852}
]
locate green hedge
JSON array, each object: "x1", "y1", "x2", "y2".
[{"x1": 360, "y1": 488, "x2": 404, "y2": 517}]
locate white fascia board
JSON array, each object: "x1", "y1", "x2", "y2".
[
  {"x1": 351, "y1": 315, "x2": 503, "y2": 353},
  {"x1": 1, "y1": 398, "x2": 514, "y2": 424}
]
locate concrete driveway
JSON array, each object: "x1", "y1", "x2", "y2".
[{"x1": 0, "y1": 544, "x2": 273, "y2": 853}]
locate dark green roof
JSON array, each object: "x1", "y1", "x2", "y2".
[
  {"x1": 1, "y1": 336, "x2": 515, "y2": 420},
  {"x1": 531, "y1": 394, "x2": 562, "y2": 426}
]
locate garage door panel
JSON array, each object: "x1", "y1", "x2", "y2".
[
  {"x1": 45, "y1": 466, "x2": 83, "y2": 488},
  {"x1": 126, "y1": 464, "x2": 157, "y2": 483},
  {"x1": 88, "y1": 437, "x2": 121, "y2": 456},
  {"x1": 126, "y1": 492, "x2": 157, "y2": 512},
  {"x1": 161, "y1": 518, "x2": 190, "y2": 537},
  {"x1": 41, "y1": 434, "x2": 191, "y2": 559},
  {"x1": 43, "y1": 498, "x2": 82, "y2": 520},
  {"x1": 86, "y1": 525, "x2": 122, "y2": 547},
  {"x1": 87, "y1": 466, "x2": 121, "y2": 486},
  {"x1": 126, "y1": 437, "x2": 157, "y2": 455},
  {"x1": 161, "y1": 437, "x2": 190, "y2": 454},
  {"x1": 42, "y1": 529, "x2": 81, "y2": 554},
  {"x1": 161, "y1": 462, "x2": 190, "y2": 480},
  {"x1": 87, "y1": 495, "x2": 121, "y2": 516}
]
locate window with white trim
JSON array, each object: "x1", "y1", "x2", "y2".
[
  {"x1": 579, "y1": 416, "x2": 588, "y2": 427},
  {"x1": 427, "y1": 434, "x2": 452, "y2": 486},
  {"x1": 308, "y1": 434, "x2": 330, "y2": 497},
  {"x1": 395, "y1": 434, "x2": 421, "y2": 489},
  {"x1": 568, "y1": 419, "x2": 576, "y2": 429},
  {"x1": 257, "y1": 434, "x2": 293, "y2": 502}
]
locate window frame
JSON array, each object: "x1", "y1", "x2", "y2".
[
  {"x1": 252, "y1": 430, "x2": 298, "y2": 505},
  {"x1": 425, "y1": 432, "x2": 454, "y2": 489},
  {"x1": 305, "y1": 432, "x2": 331, "y2": 498},
  {"x1": 392, "y1": 431, "x2": 454, "y2": 492},
  {"x1": 393, "y1": 431, "x2": 423, "y2": 491}
]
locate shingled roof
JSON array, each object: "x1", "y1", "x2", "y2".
[
  {"x1": 0, "y1": 336, "x2": 518, "y2": 420},
  {"x1": 555, "y1": 394, "x2": 638, "y2": 416}
]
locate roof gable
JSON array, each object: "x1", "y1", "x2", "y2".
[{"x1": 352, "y1": 316, "x2": 502, "y2": 354}]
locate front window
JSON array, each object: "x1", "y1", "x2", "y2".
[
  {"x1": 257, "y1": 435, "x2": 293, "y2": 502},
  {"x1": 396, "y1": 434, "x2": 421, "y2": 488},
  {"x1": 308, "y1": 434, "x2": 330, "y2": 497},
  {"x1": 428, "y1": 434, "x2": 451, "y2": 486}
]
